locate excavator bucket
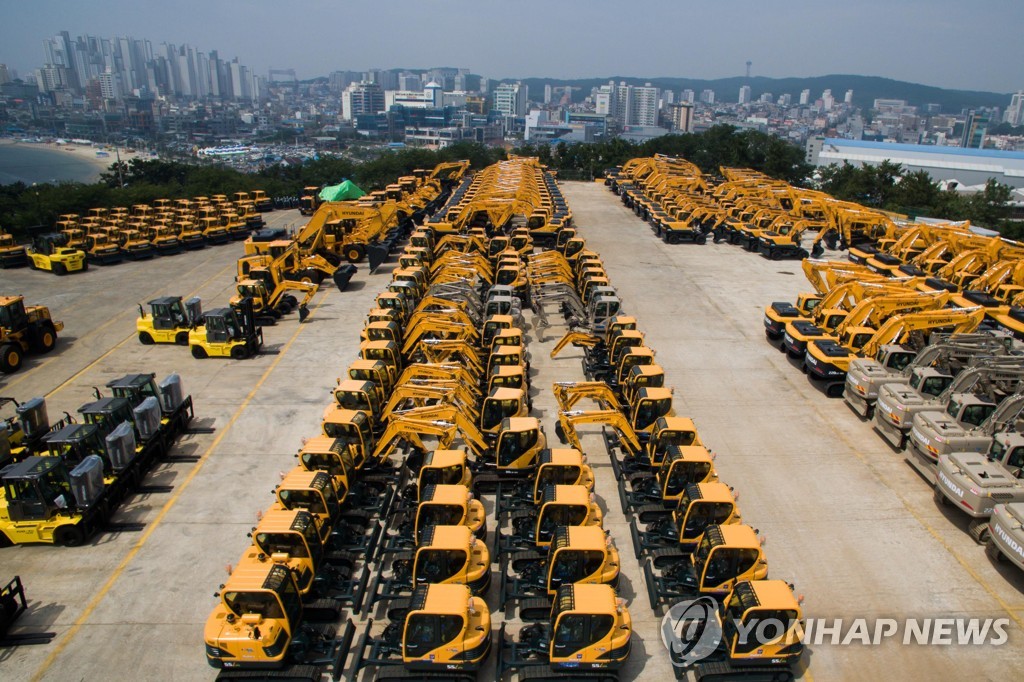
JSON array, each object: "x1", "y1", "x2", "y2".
[
  {"x1": 333, "y1": 264, "x2": 358, "y2": 290},
  {"x1": 367, "y1": 245, "x2": 390, "y2": 272},
  {"x1": 299, "y1": 305, "x2": 310, "y2": 322}
]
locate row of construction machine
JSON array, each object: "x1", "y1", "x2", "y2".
[
  {"x1": 0, "y1": 192, "x2": 270, "y2": 271},
  {"x1": 762, "y1": 221, "x2": 1024, "y2": 582},
  {"x1": 291, "y1": 160, "x2": 469, "y2": 270},
  {"x1": 425, "y1": 157, "x2": 572, "y2": 247},
  {"x1": 533, "y1": 227, "x2": 806, "y2": 680},
  {"x1": 0, "y1": 372, "x2": 199, "y2": 546},
  {"x1": 606, "y1": 155, "x2": 713, "y2": 245},
  {"x1": 204, "y1": 156, "x2": 637, "y2": 681}
]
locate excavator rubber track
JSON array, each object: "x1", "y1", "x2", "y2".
[{"x1": 693, "y1": 660, "x2": 795, "y2": 682}]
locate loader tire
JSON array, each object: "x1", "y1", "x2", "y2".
[
  {"x1": 55, "y1": 525, "x2": 85, "y2": 547},
  {"x1": 346, "y1": 244, "x2": 366, "y2": 263},
  {"x1": 138, "y1": 332, "x2": 155, "y2": 345},
  {"x1": 175, "y1": 331, "x2": 189, "y2": 346},
  {"x1": 191, "y1": 345, "x2": 208, "y2": 359},
  {"x1": 0, "y1": 344, "x2": 23, "y2": 373},
  {"x1": 37, "y1": 323, "x2": 57, "y2": 353}
]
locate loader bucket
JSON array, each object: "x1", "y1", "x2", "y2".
[
  {"x1": 299, "y1": 305, "x2": 310, "y2": 322},
  {"x1": 367, "y1": 245, "x2": 389, "y2": 272},
  {"x1": 333, "y1": 264, "x2": 358, "y2": 291}
]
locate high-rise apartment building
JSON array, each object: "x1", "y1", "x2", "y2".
[
  {"x1": 342, "y1": 81, "x2": 385, "y2": 120},
  {"x1": 738, "y1": 85, "x2": 751, "y2": 104}
]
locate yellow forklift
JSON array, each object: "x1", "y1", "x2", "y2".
[
  {"x1": 188, "y1": 298, "x2": 264, "y2": 359},
  {"x1": 136, "y1": 296, "x2": 198, "y2": 346},
  {"x1": 27, "y1": 233, "x2": 86, "y2": 275}
]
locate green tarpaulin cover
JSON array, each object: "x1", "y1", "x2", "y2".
[{"x1": 319, "y1": 180, "x2": 365, "y2": 201}]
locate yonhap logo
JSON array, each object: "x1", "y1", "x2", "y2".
[{"x1": 661, "y1": 596, "x2": 722, "y2": 666}]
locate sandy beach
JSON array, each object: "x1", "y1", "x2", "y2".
[{"x1": 0, "y1": 138, "x2": 146, "y2": 185}]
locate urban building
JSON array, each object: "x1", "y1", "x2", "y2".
[
  {"x1": 962, "y1": 111, "x2": 990, "y2": 149},
  {"x1": 799, "y1": 89, "x2": 811, "y2": 105},
  {"x1": 1004, "y1": 91, "x2": 1024, "y2": 126},
  {"x1": 493, "y1": 81, "x2": 529, "y2": 117},
  {"x1": 700, "y1": 89, "x2": 715, "y2": 104},
  {"x1": 342, "y1": 81, "x2": 385, "y2": 120},
  {"x1": 668, "y1": 103, "x2": 694, "y2": 132},
  {"x1": 385, "y1": 82, "x2": 443, "y2": 110},
  {"x1": 738, "y1": 85, "x2": 751, "y2": 104}
]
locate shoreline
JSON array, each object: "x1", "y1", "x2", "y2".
[{"x1": 0, "y1": 138, "x2": 146, "y2": 184}]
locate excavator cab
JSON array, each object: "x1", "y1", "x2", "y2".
[
  {"x1": 320, "y1": 409, "x2": 374, "y2": 470},
  {"x1": 413, "y1": 525, "x2": 491, "y2": 593},
  {"x1": 347, "y1": 359, "x2": 395, "y2": 403},
  {"x1": 494, "y1": 417, "x2": 545, "y2": 474},
  {"x1": 645, "y1": 417, "x2": 703, "y2": 468},
  {"x1": 359, "y1": 340, "x2": 402, "y2": 382},
  {"x1": 681, "y1": 524, "x2": 767, "y2": 597},
  {"x1": 241, "y1": 509, "x2": 324, "y2": 595},
  {"x1": 631, "y1": 388, "x2": 674, "y2": 433},
  {"x1": 487, "y1": 345, "x2": 526, "y2": 377},
  {"x1": 490, "y1": 327, "x2": 525, "y2": 353},
  {"x1": 275, "y1": 469, "x2": 344, "y2": 532},
  {"x1": 489, "y1": 365, "x2": 528, "y2": 393},
  {"x1": 545, "y1": 525, "x2": 620, "y2": 595},
  {"x1": 533, "y1": 449, "x2": 595, "y2": 504},
  {"x1": 608, "y1": 330, "x2": 645, "y2": 366},
  {"x1": 417, "y1": 450, "x2": 472, "y2": 495},
  {"x1": 657, "y1": 444, "x2": 717, "y2": 502},
  {"x1": 377, "y1": 291, "x2": 414, "y2": 323},
  {"x1": 398, "y1": 584, "x2": 491, "y2": 672},
  {"x1": 613, "y1": 347, "x2": 656, "y2": 387},
  {"x1": 534, "y1": 485, "x2": 603, "y2": 547},
  {"x1": 360, "y1": 321, "x2": 399, "y2": 346},
  {"x1": 482, "y1": 314, "x2": 514, "y2": 346},
  {"x1": 333, "y1": 379, "x2": 382, "y2": 425},
  {"x1": 415, "y1": 484, "x2": 486, "y2": 544},
  {"x1": 480, "y1": 388, "x2": 527, "y2": 434},
  {"x1": 621, "y1": 364, "x2": 665, "y2": 404},
  {"x1": 297, "y1": 436, "x2": 357, "y2": 490},
  {"x1": 204, "y1": 564, "x2": 307, "y2": 670},
  {"x1": 673, "y1": 482, "x2": 740, "y2": 549},
  {"x1": 364, "y1": 307, "x2": 403, "y2": 329},
  {"x1": 718, "y1": 581, "x2": 804, "y2": 665}
]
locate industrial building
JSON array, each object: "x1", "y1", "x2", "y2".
[{"x1": 807, "y1": 136, "x2": 1024, "y2": 188}]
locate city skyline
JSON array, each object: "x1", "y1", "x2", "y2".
[{"x1": 0, "y1": 0, "x2": 1022, "y2": 93}]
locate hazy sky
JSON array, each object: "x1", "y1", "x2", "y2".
[{"x1": 2, "y1": 0, "x2": 1022, "y2": 93}]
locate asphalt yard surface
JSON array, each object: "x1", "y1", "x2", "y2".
[{"x1": 2, "y1": 184, "x2": 1023, "y2": 681}]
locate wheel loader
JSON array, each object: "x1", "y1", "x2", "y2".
[
  {"x1": 364, "y1": 524, "x2": 491, "y2": 614},
  {"x1": 665, "y1": 580, "x2": 805, "y2": 682},
  {"x1": 500, "y1": 524, "x2": 620, "y2": 620},
  {"x1": 27, "y1": 233, "x2": 86, "y2": 275},
  {"x1": 628, "y1": 481, "x2": 741, "y2": 559},
  {"x1": 643, "y1": 523, "x2": 768, "y2": 613},
  {"x1": 0, "y1": 296, "x2": 63, "y2": 374},
  {"x1": 936, "y1": 430, "x2": 1024, "y2": 543},
  {"x1": 987, "y1": 503, "x2": 1024, "y2": 571},
  {"x1": 349, "y1": 583, "x2": 492, "y2": 681},
  {"x1": 496, "y1": 583, "x2": 631, "y2": 681},
  {"x1": 204, "y1": 562, "x2": 354, "y2": 681},
  {"x1": 0, "y1": 228, "x2": 28, "y2": 268},
  {"x1": 188, "y1": 298, "x2": 264, "y2": 360}
]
